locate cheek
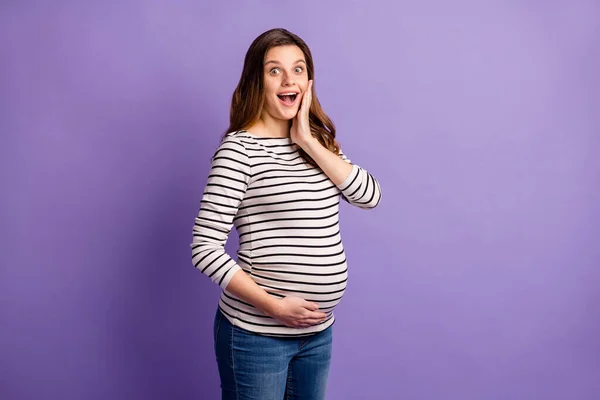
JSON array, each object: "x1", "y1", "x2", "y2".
[
  {"x1": 263, "y1": 80, "x2": 282, "y2": 106},
  {"x1": 299, "y1": 79, "x2": 309, "y2": 93},
  {"x1": 263, "y1": 77, "x2": 279, "y2": 95},
  {"x1": 264, "y1": 96, "x2": 277, "y2": 109}
]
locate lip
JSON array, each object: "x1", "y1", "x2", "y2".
[
  {"x1": 277, "y1": 91, "x2": 300, "y2": 107},
  {"x1": 277, "y1": 90, "x2": 300, "y2": 96}
]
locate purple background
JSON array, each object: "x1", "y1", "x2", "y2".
[{"x1": 2, "y1": 1, "x2": 599, "y2": 399}]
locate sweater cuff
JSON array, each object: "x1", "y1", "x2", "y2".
[
  {"x1": 219, "y1": 264, "x2": 242, "y2": 290},
  {"x1": 336, "y1": 164, "x2": 359, "y2": 192}
]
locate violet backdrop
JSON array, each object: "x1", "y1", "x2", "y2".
[{"x1": 1, "y1": 1, "x2": 599, "y2": 399}]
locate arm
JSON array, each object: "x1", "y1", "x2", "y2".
[
  {"x1": 191, "y1": 136, "x2": 250, "y2": 289},
  {"x1": 291, "y1": 80, "x2": 381, "y2": 209},
  {"x1": 302, "y1": 138, "x2": 382, "y2": 209},
  {"x1": 222, "y1": 269, "x2": 281, "y2": 316}
]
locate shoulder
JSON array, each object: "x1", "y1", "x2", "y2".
[
  {"x1": 338, "y1": 147, "x2": 352, "y2": 164},
  {"x1": 218, "y1": 131, "x2": 250, "y2": 150},
  {"x1": 212, "y1": 131, "x2": 252, "y2": 164},
  {"x1": 223, "y1": 130, "x2": 253, "y2": 142}
]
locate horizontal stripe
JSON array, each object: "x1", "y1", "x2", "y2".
[{"x1": 191, "y1": 130, "x2": 381, "y2": 337}]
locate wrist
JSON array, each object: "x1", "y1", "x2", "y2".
[
  {"x1": 262, "y1": 296, "x2": 281, "y2": 318},
  {"x1": 298, "y1": 135, "x2": 321, "y2": 154}
]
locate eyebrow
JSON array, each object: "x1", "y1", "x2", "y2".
[{"x1": 264, "y1": 59, "x2": 306, "y2": 66}]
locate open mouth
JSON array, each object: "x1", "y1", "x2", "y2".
[{"x1": 277, "y1": 93, "x2": 298, "y2": 106}]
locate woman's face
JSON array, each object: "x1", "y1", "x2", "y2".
[{"x1": 262, "y1": 45, "x2": 309, "y2": 122}]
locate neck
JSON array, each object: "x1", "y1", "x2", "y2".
[{"x1": 248, "y1": 112, "x2": 291, "y2": 138}]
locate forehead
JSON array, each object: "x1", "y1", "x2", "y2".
[{"x1": 264, "y1": 45, "x2": 305, "y2": 64}]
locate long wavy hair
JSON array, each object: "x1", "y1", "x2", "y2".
[{"x1": 223, "y1": 28, "x2": 339, "y2": 166}]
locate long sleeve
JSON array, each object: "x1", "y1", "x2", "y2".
[
  {"x1": 336, "y1": 149, "x2": 382, "y2": 209},
  {"x1": 191, "y1": 136, "x2": 250, "y2": 289}
]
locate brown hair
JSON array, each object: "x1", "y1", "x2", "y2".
[{"x1": 223, "y1": 28, "x2": 339, "y2": 166}]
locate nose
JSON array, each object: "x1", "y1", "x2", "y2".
[{"x1": 282, "y1": 71, "x2": 296, "y2": 87}]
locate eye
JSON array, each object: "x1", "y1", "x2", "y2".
[
  {"x1": 269, "y1": 67, "x2": 281, "y2": 75},
  {"x1": 294, "y1": 66, "x2": 304, "y2": 73}
]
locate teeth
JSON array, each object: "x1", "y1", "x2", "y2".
[{"x1": 279, "y1": 93, "x2": 297, "y2": 96}]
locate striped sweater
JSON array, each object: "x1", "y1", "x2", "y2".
[{"x1": 191, "y1": 130, "x2": 381, "y2": 337}]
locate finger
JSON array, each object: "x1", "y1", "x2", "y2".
[
  {"x1": 304, "y1": 80, "x2": 313, "y2": 114},
  {"x1": 304, "y1": 316, "x2": 328, "y2": 324},
  {"x1": 307, "y1": 311, "x2": 328, "y2": 319},
  {"x1": 304, "y1": 301, "x2": 319, "y2": 311},
  {"x1": 301, "y1": 82, "x2": 310, "y2": 110},
  {"x1": 298, "y1": 318, "x2": 327, "y2": 328},
  {"x1": 299, "y1": 98, "x2": 307, "y2": 120}
]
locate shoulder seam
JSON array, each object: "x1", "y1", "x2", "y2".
[{"x1": 225, "y1": 133, "x2": 252, "y2": 181}]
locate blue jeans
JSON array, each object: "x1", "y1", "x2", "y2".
[{"x1": 213, "y1": 308, "x2": 333, "y2": 400}]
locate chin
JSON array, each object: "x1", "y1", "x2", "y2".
[
  {"x1": 265, "y1": 103, "x2": 299, "y2": 121},
  {"x1": 273, "y1": 109, "x2": 298, "y2": 121}
]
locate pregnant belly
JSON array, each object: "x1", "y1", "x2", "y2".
[{"x1": 250, "y1": 265, "x2": 348, "y2": 314}]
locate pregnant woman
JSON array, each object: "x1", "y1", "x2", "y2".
[{"x1": 191, "y1": 28, "x2": 381, "y2": 400}]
